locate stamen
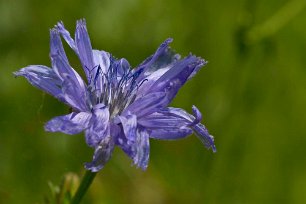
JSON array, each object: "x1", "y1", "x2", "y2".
[
  {"x1": 138, "y1": 79, "x2": 148, "y2": 88},
  {"x1": 86, "y1": 56, "x2": 146, "y2": 117}
]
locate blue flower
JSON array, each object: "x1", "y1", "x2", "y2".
[{"x1": 14, "y1": 19, "x2": 216, "y2": 172}]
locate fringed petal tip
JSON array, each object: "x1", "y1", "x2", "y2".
[
  {"x1": 203, "y1": 59, "x2": 208, "y2": 65},
  {"x1": 55, "y1": 20, "x2": 78, "y2": 53},
  {"x1": 129, "y1": 157, "x2": 148, "y2": 171},
  {"x1": 55, "y1": 21, "x2": 66, "y2": 37},
  {"x1": 190, "y1": 107, "x2": 216, "y2": 153},
  {"x1": 204, "y1": 134, "x2": 217, "y2": 153},
  {"x1": 195, "y1": 57, "x2": 207, "y2": 68},
  {"x1": 133, "y1": 162, "x2": 148, "y2": 171},
  {"x1": 117, "y1": 126, "x2": 150, "y2": 171},
  {"x1": 185, "y1": 56, "x2": 207, "y2": 80},
  {"x1": 133, "y1": 129, "x2": 150, "y2": 170},
  {"x1": 76, "y1": 18, "x2": 87, "y2": 29},
  {"x1": 210, "y1": 135, "x2": 217, "y2": 153},
  {"x1": 49, "y1": 27, "x2": 58, "y2": 35},
  {"x1": 192, "y1": 123, "x2": 216, "y2": 153},
  {"x1": 55, "y1": 20, "x2": 64, "y2": 28},
  {"x1": 187, "y1": 53, "x2": 207, "y2": 63},
  {"x1": 202, "y1": 132, "x2": 217, "y2": 153},
  {"x1": 13, "y1": 70, "x2": 22, "y2": 77},
  {"x1": 13, "y1": 67, "x2": 36, "y2": 77},
  {"x1": 163, "y1": 38, "x2": 173, "y2": 46},
  {"x1": 13, "y1": 69, "x2": 33, "y2": 79},
  {"x1": 131, "y1": 155, "x2": 149, "y2": 171},
  {"x1": 197, "y1": 57, "x2": 208, "y2": 65}
]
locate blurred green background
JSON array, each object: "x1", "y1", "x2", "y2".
[{"x1": 1, "y1": 0, "x2": 306, "y2": 203}]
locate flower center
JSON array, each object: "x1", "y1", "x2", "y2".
[{"x1": 87, "y1": 56, "x2": 146, "y2": 117}]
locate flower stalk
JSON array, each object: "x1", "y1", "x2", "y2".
[{"x1": 71, "y1": 171, "x2": 97, "y2": 204}]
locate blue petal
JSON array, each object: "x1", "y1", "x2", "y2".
[
  {"x1": 188, "y1": 60, "x2": 208, "y2": 80},
  {"x1": 85, "y1": 105, "x2": 109, "y2": 147},
  {"x1": 85, "y1": 135, "x2": 114, "y2": 172},
  {"x1": 139, "y1": 109, "x2": 194, "y2": 139},
  {"x1": 136, "y1": 67, "x2": 170, "y2": 99},
  {"x1": 75, "y1": 19, "x2": 94, "y2": 81},
  {"x1": 50, "y1": 28, "x2": 69, "y2": 63},
  {"x1": 50, "y1": 31, "x2": 86, "y2": 90},
  {"x1": 92, "y1": 50, "x2": 110, "y2": 74},
  {"x1": 45, "y1": 112, "x2": 92, "y2": 135},
  {"x1": 61, "y1": 76, "x2": 88, "y2": 112},
  {"x1": 114, "y1": 58, "x2": 130, "y2": 77},
  {"x1": 147, "y1": 55, "x2": 206, "y2": 104},
  {"x1": 14, "y1": 65, "x2": 64, "y2": 101},
  {"x1": 135, "y1": 38, "x2": 178, "y2": 81},
  {"x1": 190, "y1": 105, "x2": 202, "y2": 126},
  {"x1": 115, "y1": 126, "x2": 134, "y2": 159},
  {"x1": 123, "y1": 92, "x2": 168, "y2": 118},
  {"x1": 50, "y1": 30, "x2": 86, "y2": 97},
  {"x1": 158, "y1": 106, "x2": 201, "y2": 126},
  {"x1": 114, "y1": 121, "x2": 150, "y2": 170},
  {"x1": 138, "y1": 112, "x2": 191, "y2": 128},
  {"x1": 192, "y1": 123, "x2": 217, "y2": 152},
  {"x1": 57, "y1": 20, "x2": 102, "y2": 83},
  {"x1": 105, "y1": 58, "x2": 131, "y2": 88},
  {"x1": 117, "y1": 113, "x2": 137, "y2": 144},
  {"x1": 164, "y1": 107, "x2": 216, "y2": 151},
  {"x1": 89, "y1": 50, "x2": 111, "y2": 96},
  {"x1": 134, "y1": 39, "x2": 180, "y2": 97},
  {"x1": 140, "y1": 106, "x2": 216, "y2": 152},
  {"x1": 149, "y1": 127, "x2": 192, "y2": 140},
  {"x1": 56, "y1": 21, "x2": 78, "y2": 53},
  {"x1": 52, "y1": 54, "x2": 88, "y2": 112},
  {"x1": 134, "y1": 129, "x2": 150, "y2": 170}
]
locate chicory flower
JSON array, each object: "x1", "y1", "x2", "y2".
[{"x1": 14, "y1": 19, "x2": 216, "y2": 172}]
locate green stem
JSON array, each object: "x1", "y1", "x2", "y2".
[{"x1": 71, "y1": 171, "x2": 97, "y2": 204}]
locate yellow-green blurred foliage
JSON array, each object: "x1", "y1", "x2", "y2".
[{"x1": 1, "y1": 0, "x2": 306, "y2": 203}]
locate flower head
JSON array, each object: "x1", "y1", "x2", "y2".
[{"x1": 14, "y1": 19, "x2": 216, "y2": 172}]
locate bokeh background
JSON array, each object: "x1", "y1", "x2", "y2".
[{"x1": 1, "y1": 0, "x2": 306, "y2": 203}]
